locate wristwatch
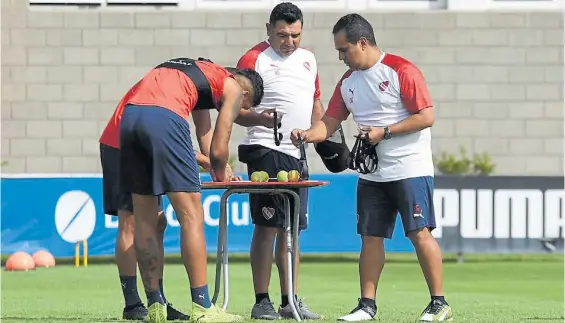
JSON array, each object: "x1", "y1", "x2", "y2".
[{"x1": 384, "y1": 126, "x2": 392, "y2": 140}]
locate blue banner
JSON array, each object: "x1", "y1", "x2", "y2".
[{"x1": 1, "y1": 174, "x2": 414, "y2": 258}]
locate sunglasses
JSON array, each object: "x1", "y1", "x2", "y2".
[{"x1": 273, "y1": 110, "x2": 283, "y2": 146}]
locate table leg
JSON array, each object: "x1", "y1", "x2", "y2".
[
  {"x1": 212, "y1": 189, "x2": 232, "y2": 311},
  {"x1": 281, "y1": 192, "x2": 302, "y2": 322}
]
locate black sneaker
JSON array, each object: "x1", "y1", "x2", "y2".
[
  {"x1": 122, "y1": 302, "x2": 148, "y2": 320},
  {"x1": 251, "y1": 298, "x2": 281, "y2": 320},
  {"x1": 167, "y1": 303, "x2": 190, "y2": 321},
  {"x1": 337, "y1": 299, "x2": 377, "y2": 322}
]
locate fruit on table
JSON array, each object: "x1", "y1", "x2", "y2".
[
  {"x1": 277, "y1": 170, "x2": 289, "y2": 182},
  {"x1": 288, "y1": 170, "x2": 300, "y2": 182},
  {"x1": 251, "y1": 171, "x2": 270, "y2": 182},
  {"x1": 250, "y1": 171, "x2": 262, "y2": 182},
  {"x1": 259, "y1": 171, "x2": 269, "y2": 182}
]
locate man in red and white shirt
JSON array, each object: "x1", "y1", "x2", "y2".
[
  {"x1": 291, "y1": 14, "x2": 453, "y2": 323},
  {"x1": 235, "y1": 2, "x2": 324, "y2": 320}
]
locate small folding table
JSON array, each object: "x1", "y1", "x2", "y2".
[{"x1": 201, "y1": 180, "x2": 329, "y2": 322}]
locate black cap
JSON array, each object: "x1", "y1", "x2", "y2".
[{"x1": 314, "y1": 125, "x2": 350, "y2": 173}]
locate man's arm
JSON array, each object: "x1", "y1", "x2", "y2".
[
  {"x1": 192, "y1": 109, "x2": 213, "y2": 158},
  {"x1": 311, "y1": 99, "x2": 325, "y2": 125},
  {"x1": 366, "y1": 64, "x2": 434, "y2": 143},
  {"x1": 388, "y1": 107, "x2": 434, "y2": 135},
  {"x1": 293, "y1": 114, "x2": 341, "y2": 145},
  {"x1": 209, "y1": 77, "x2": 244, "y2": 181},
  {"x1": 292, "y1": 72, "x2": 350, "y2": 145},
  {"x1": 234, "y1": 108, "x2": 279, "y2": 128},
  {"x1": 195, "y1": 151, "x2": 211, "y2": 170},
  {"x1": 311, "y1": 73, "x2": 325, "y2": 124}
]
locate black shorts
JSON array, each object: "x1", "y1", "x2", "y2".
[
  {"x1": 100, "y1": 143, "x2": 162, "y2": 216},
  {"x1": 119, "y1": 104, "x2": 201, "y2": 197},
  {"x1": 356, "y1": 176, "x2": 436, "y2": 239},
  {"x1": 238, "y1": 144, "x2": 308, "y2": 231}
]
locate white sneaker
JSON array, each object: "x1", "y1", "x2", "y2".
[{"x1": 338, "y1": 299, "x2": 377, "y2": 322}]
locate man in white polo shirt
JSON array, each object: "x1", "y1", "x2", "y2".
[
  {"x1": 235, "y1": 2, "x2": 324, "y2": 320},
  {"x1": 291, "y1": 13, "x2": 453, "y2": 323}
]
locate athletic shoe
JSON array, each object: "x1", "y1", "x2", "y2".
[
  {"x1": 337, "y1": 299, "x2": 377, "y2": 322},
  {"x1": 190, "y1": 303, "x2": 243, "y2": 323},
  {"x1": 279, "y1": 297, "x2": 322, "y2": 320},
  {"x1": 417, "y1": 299, "x2": 453, "y2": 322},
  {"x1": 122, "y1": 303, "x2": 148, "y2": 320},
  {"x1": 167, "y1": 303, "x2": 190, "y2": 320},
  {"x1": 251, "y1": 298, "x2": 281, "y2": 320},
  {"x1": 147, "y1": 302, "x2": 167, "y2": 323}
]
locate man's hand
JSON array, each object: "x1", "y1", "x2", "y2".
[
  {"x1": 225, "y1": 164, "x2": 243, "y2": 181},
  {"x1": 210, "y1": 164, "x2": 242, "y2": 182},
  {"x1": 359, "y1": 126, "x2": 385, "y2": 145},
  {"x1": 259, "y1": 108, "x2": 283, "y2": 128},
  {"x1": 291, "y1": 128, "x2": 309, "y2": 147}
]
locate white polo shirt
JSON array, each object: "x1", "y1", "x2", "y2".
[
  {"x1": 236, "y1": 41, "x2": 321, "y2": 159},
  {"x1": 326, "y1": 52, "x2": 435, "y2": 182}
]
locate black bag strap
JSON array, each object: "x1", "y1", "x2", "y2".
[{"x1": 155, "y1": 57, "x2": 216, "y2": 110}]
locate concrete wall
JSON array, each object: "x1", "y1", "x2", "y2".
[{"x1": 1, "y1": 0, "x2": 563, "y2": 175}]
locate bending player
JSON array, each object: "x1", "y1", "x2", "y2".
[{"x1": 99, "y1": 57, "x2": 274, "y2": 322}]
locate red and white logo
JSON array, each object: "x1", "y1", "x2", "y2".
[{"x1": 378, "y1": 81, "x2": 389, "y2": 92}]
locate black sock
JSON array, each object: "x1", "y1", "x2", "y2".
[
  {"x1": 255, "y1": 293, "x2": 270, "y2": 304},
  {"x1": 281, "y1": 295, "x2": 297, "y2": 308},
  {"x1": 146, "y1": 289, "x2": 165, "y2": 306},
  {"x1": 361, "y1": 297, "x2": 376, "y2": 310},
  {"x1": 431, "y1": 296, "x2": 447, "y2": 305},
  {"x1": 159, "y1": 279, "x2": 167, "y2": 304},
  {"x1": 281, "y1": 295, "x2": 289, "y2": 307},
  {"x1": 120, "y1": 276, "x2": 142, "y2": 308}
]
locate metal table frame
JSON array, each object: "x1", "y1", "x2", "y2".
[{"x1": 209, "y1": 187, "x2": 303, "y2": 321}]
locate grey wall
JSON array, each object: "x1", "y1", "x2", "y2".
[{"x1": 1, "y1": 0, "x2": 563, "y2": 175}]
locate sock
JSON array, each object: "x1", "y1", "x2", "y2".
[
  {"x1": 120, "y1": 276, "x2": 143, "y2": 308},
  {"x1": 159, "y1": 279, "x2": 167, "y2": 304},
  {"x1": 281, "y1": 295, "x2": 297, "y2": 308},
  {"x1": 431, "y1": 296, "x2": 447, "y2": 305},
  {"x1": 281, "y1": 295, "x2": 289, "y2": 307},
  {"x1": 255, "y1": 293, "x2": 270, "y2": 304},
  {"x1": 361, "y1": 297, "x2": 377, "y2": 310},
  {"x1": 191, "y1": 285, "x2": 212, "y2": 308},
  {"x1": 146, "y1": 289, "x2": 165, "y2": 306}
]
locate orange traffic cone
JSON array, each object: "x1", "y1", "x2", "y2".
[
  {"x1": 5, "y1": 251, "x2": 35, "y2": 271},
  {"x1": 32, "y1": 250, "x2": 56, "y2": 268}
]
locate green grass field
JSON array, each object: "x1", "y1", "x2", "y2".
[{"x1": 1, "y1": 254, "x2": 563, "y2": 323}]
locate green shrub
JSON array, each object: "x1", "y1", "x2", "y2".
[{"x1": 434, "y1": 146, "x2": 496, "y2": 176}]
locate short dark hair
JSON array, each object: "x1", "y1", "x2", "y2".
[
  {"x1": 332, "y1": 13, "x2": 377, "y2": 46},
  {"x1": 226, "y1": 67, "x2": 264, "y2": 107},
  {"x1": 269, "y1": 2, "x2": 303, "y2": 26}
]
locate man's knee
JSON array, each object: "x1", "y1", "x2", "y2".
[
  {"x1": 253, "y1": 224, "x2": 278, "y2": 241},
  {"x1": 361, "y1": 235, "x2": 385, "y2": 248},
  {"x1": 118, "y1": 210, "x2": 135, "y2": 235},
  {"x1": 407, "y1": 227, "x2": 435, "y2": 245}
]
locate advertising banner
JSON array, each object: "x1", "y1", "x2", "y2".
[{"x1": 1, "y1": 174, "x2": 562, "y2": 257}]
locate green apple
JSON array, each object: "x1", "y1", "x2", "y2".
[
  {"x1": 277, "y1": 170, "x2": 289, "y2": 182},
  {"x1": 259, "y1": 171, "x2": 270, "y2": 182},
  {"x1": 250, "y1": 171, "x2": 262, "y2": 182}
]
